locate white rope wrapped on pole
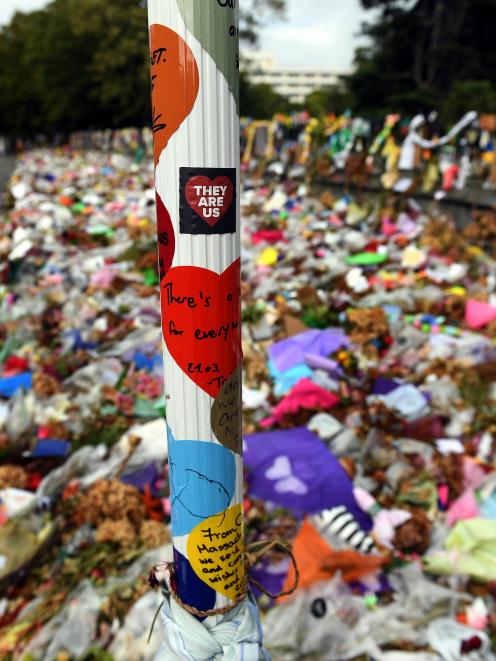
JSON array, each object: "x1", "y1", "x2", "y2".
[
  {"x1": 146, "y1": 0, "x2": 270, "y2": 658},
  {"x1": 156, "y1": 592, "x2": 270, "y2": 660}
]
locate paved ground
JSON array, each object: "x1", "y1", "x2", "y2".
[
  {"x1": 315, "y1": 176, "x2": 496, "y2": 227},
  {"x1": 0, "y1": 154, "x2": 15, "y2": 208}
]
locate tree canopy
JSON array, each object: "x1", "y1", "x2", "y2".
[
  {"x1": 2, "y1": 0, "x2": 495, "y2": 133},
  {"x1": 0, "y1": 0, "x2": 286, "y2": 136},
  {"x1": 304, "y1": 87, "x2": 355, "y2": 118},
  {"x1": 350, "y1": 0, "x2": 496, "y2": 119},
  {"x1": 240, "y1": 0, "x2": 285, "y2": 43},
  {"x1": 240, "y1": 74, "x2": 290, "y2": 119}
]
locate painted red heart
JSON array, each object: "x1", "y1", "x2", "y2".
[
  {"x1": 185, "y1": 176, "x2": 234, "y2": 227},
  {"x1": 161, "y1": 259, "x2": 241, "y2": 398},
  {"x1": 156, "y1": 193, "x2": 175, "y2": 280}
]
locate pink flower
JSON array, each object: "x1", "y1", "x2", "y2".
[{"x1": 116, "y1": 393, "x2": 134, "y2": 415}]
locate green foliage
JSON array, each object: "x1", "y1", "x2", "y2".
[
  {"x1": 240, "y1": 0, "x2": 286, "y2": 44},
  {"x1": 239, "y1": 0, "x2": 287, "y2": 118},
  {"x1": 79, "y1": 650, "x2": 115, "y2": 661},
  {"x1": 301, "y1": 304, "x2": 338, "y2": 330},
  {"x1": 0, "y1": 0, "x2": 286, "y2": 136},
  {"x1": 242, "y1": 300, "x2": 265, "y2": 324},
  {"x1": 443, "y1": 80, "x2": 496, "y2": 124},
  {"x1": 240, "y1": 72, "x2": 290, "y2": 118},
  {"x1": 459, "y1": 373, "x2": 490, "y2": 412},
  {"x1": 304, "y1": 86, "x2": 355, "y2": 117},
  {"x1": 73, "y1": 414, "x2": 131, "y2": 451},
  {"x1": 0, "y1": 0, "x2": 149, "y2": 136},
  {"x1": 352, "y1": 0, "x2": 496, "y2": 117}
]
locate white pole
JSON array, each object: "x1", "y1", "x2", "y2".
[{"x1": 147, "y1": 0, "x2": 245, "y2": 617}]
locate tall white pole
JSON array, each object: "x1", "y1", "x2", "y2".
[{"x1": 147, "y1": 0, "x2": 244, "y2": 616}]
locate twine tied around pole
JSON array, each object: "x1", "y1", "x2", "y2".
[
  {"x1": 243, "y1": 539, "x2": 299, "y2": 601},
  {"x1": 147, "y1": 539, "x2": 299, "y2": 637}
]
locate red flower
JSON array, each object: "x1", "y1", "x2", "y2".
[
  {"x1": 27, "y1": 472, "x2": 42, "y2": 490},
  {"x1": 143, "y1": 484, "x2": 164, "y2": 521},
  {"x1": 461, "y1": 636, "x2": 482, "y2": 654},
  {"x1": 62, "y1": 480, "x2": 80, "y2": 500}
]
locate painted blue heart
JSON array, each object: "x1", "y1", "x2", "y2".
[{"x1": 168, "y1": 428, "x2": 236, "y2": 536}]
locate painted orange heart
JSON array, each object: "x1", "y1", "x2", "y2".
[
  {"x1": 149, "y1": 24, "x2": 199, "y2": 166},
  {"x1": 161, "y1": 260, "x2": 241, "y2": 398}
]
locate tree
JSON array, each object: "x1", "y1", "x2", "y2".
[
  {"x1": 68, "y1": 0, "x2": 150, "y2": 128},
  {"x1": 304, "y1": 86, "x2": 355, "y2": 117},
  {"x1": 351, "y1": 0, "x2": 496, "y2": 118},
  {"x1": 240, "y1": 73, "x2": 290, "y2": 118},
  {"x1": 0, "y1": 11, "x2": 48, "y2": 136},
  {"x1": 239, "y1": 1, "x2": 288, "y2": 120},
  {"x1": 443, "y1": 80, "x2": 496, "y2": 125},
  {"x1": 240, "y1": 0, "x2": 286, "y2": 44},
  {"x1": 0, "y1": 0, "x2": 149, "y2": 136},
  {"x1": 0, "y1": 0, "x2": 286, "y2": 136}
]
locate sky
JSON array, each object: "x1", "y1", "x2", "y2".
[
  {"x1": 0, "y1": 0, "x2": 47, "y2": 26},
  {"x1": 0, "y1": 0, "x2": 373, "y2": 72},
  {"x1": 259, "y1": 0, "x2": 374, "y2": 72}
]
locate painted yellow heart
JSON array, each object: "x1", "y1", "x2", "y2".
[{"x1": 187, "y1": 504, "x2": 245, "y2": 600}]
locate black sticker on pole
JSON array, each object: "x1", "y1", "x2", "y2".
[{"x1": 179, "y1": 167, "x2": 237, "y2": 235}]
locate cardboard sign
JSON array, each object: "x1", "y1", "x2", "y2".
[
  {"x1": 180, "y1": 168, "x2": 237, "y2": 235},
  {"x1": 211, "y1": 367, "x2": 242, "y2": 454},
  {"x1": 480, "y1": 114, "x2": 496, "y2": 132},
  {"x1": 253, "y1": 125, "x2": 270, "y2": 158},
  {"x1": 161, "y1": 259, "x2": 241, "y2": 398}
]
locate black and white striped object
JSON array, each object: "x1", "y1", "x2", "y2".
[{"x1": 311, "y1": 506, "x2": 376, "y2": 555}]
